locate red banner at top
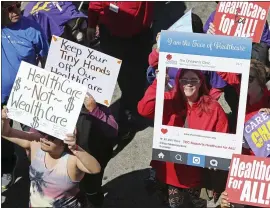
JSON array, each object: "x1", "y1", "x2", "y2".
[{"x1": 213, "y1": 2, "x2": 270, "y2": 43}]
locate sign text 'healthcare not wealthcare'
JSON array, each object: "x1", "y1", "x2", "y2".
[{"x1": 7, "y1": 61, "x2": 86, "y2": 140}]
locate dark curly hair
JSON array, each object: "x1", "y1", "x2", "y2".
[
  {"x1": 191, "y1": 13, "x2": 204, "y2": 34},
  {"x1": 250, "y1": 59, "x2": 268, "y2": 89}
]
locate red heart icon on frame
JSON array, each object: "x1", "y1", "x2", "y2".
[{"x1": 161, "y1": 128, "x2": 168, "y2": 134}]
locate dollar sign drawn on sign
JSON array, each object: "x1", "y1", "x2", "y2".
[
  {"x1": 14, "y1": 77, "x2": 21, "y2": 92},
  {"x1": 65, "y1": 96, "x2": 75, "y2": 113},
  {"x1": 30, "y1": 116, "x2": 39, "y2": 129}
]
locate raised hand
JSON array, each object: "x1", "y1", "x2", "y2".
[
  {"x1": 64, "y1": 132, "x2": 77, "y2": 153},
  {"x1": 84, "y1": 93, "x2": 97, "y2": 112},
  {"x1": 207, "y1": 22, "x2": 216, "y2": 35},
  {"x1": 1, "y1": 106, "x2": 8, "y2": 120},
  {"x1": 1, "y1": 106, "x2": 11, "y2": 136},
  {"x1": 259, "y1": 108, "x2": 270, "y2": 114},
  {"x1": 220, "y1": 192, "x2": 230, "y2": 208}
]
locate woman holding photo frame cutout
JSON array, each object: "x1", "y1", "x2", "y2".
[{"x1": 138, "y1": 68, "x2": 229, "y2": 208}]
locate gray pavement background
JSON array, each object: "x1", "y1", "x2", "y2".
[{"x1": 2, "y1": 2, "x2": 270, "y2": 208}]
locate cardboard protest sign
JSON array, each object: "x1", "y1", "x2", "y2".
[
  {"x1": 213, "y1": 1, "x2": 269, "y2": 43},
  {"x1": 226, "y1": 154, "x2": 270, "y2": 207},
  {"x1": 157, "y1": 9, "x2": 193, "y2": 48},
  {"x1": 152, "y1": 31, "x2": 252, "y2": 170},
  {"x1": 244, "y1": 112, "x2": 270, "y2": 157},
  {"x1": 45, "y1": 36, "x2": 122, "y2": 106},
  {"x1": 7, "y1": 61, "x2": 87, "y2": 140}
]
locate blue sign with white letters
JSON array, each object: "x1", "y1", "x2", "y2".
[{"x1": 159, "y1": 31, "x2": 252, "y2": 60}]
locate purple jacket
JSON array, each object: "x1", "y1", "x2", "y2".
[
  {"x1": 147, "y1": 66, "x2": 227, "y2": 89},
  {"x1": 23, "y1": 2, "x2": 87, "y2": 41},
  {"x1": 89, "y1": 104, "x2": 118, "y2": 138},
  {"x1": 201, "y1": 71, "x2": 227, "y2": 89},
  {"x1": 30, "y1": 104, "x2": 118, "y2": 139},
  {"x1": 204, "y1": 11, "x2": 270, "y2": 46},
  {"x1": 146, "y1": 67, "x2": 178, "y2": 86}
]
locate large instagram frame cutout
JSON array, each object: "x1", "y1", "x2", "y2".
[{"x1": 152, "y1": 31, "x2": 252, "y2": 171}]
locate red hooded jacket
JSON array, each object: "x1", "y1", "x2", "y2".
[
  {"x1": 148, "y1": 49, "x2": 159, "y2": 68},
  {"x1": 88, "y1": 2, "x2": 154, "y2": 38},
  {"x1": 138, "y1": 69, "x2": 229, "y2": 188},
  {"x1": 242, "y1": 88, "x2": 270, "y2": 155},
  {"x1": 216, "y1": 72, "x2": 241, "y2": 95}
]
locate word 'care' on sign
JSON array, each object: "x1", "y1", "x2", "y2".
[
  {"x1": 244, "y1": 112, "x2": 270, "y2": 157},
  {"x1": 45, "y1": 36, "x2": 122, "y2": 106},
  {"x1": 7, "y1": 61, "x2": 87, "y2": 140},
  {"x1": 226, "y1": 154, "x2": 270, "y2": 207},
  {"x1": 213, "y1": 1, "x2": 269, "y2": 43}
]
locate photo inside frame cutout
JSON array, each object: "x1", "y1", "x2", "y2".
[
  {"x1": 153, "y1": 30, "x2": 251, "y2": 170},
  {"x1": 162, "y1": 67, "x2": 240, "y2": 135}
]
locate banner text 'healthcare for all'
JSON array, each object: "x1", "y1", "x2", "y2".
[
  {"x1": 226, "y1": 154, "x2": 270, "y2": 207},
  {"x1": 213, "y1": 1, "x2": 269, "y2": 42}
]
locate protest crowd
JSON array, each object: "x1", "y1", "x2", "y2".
[{"x1": 1, "y1": 1, "x2": 270, "y2": 208}]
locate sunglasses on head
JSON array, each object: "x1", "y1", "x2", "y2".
[
  {"x1": 179, "y1": 78, "x2": 200, "y2": 85},
  {"x1": 3, "y1": 2, "x2": 21, "y2": 13}
]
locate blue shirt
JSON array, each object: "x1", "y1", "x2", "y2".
[{"x1": 1, "y1": 16, "x2": 49, "y2": 104}]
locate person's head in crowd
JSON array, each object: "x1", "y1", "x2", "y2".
[
  {"x1": 191, "y1": 13, "x2": 204, "y2": 33},
  {"x1": 32, "y1": 129, "x2": 69, "y2": 156},
  {"x1": 248, "y1": 59, "x2": 268, "y2": 102},
  {"x1": 1, "y1": 2, "x2": 21, "y2": 26},
  {"x1": 40, "y1": 135, "x2": 65, "y2": 154},
  {"x1": 177, "y1": 69, "x2": 209, "y2": 101},
  {"x1": 173, "y1": 69, "x2": 211, "y2": 115}
]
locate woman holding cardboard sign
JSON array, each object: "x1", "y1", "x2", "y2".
[
  {"x1": 1, "y1": 107, "x2": 100, "y2": 208},
  {"x1": 242, "y1": 59, "x2": 270, "y2": 156},
  {"x1": 204, "y1": 2, "x2": 270, "y2": 66},
  {"x1": 138, "y1": 69, "x2": 229, "y2": 207},
  {"x1": 218, "y1": 60, "x2": 270, "y2": 208}
]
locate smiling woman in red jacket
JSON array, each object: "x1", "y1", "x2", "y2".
[{"x1": 138, "y1": 69, "x2": 229, "y2": 207}]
